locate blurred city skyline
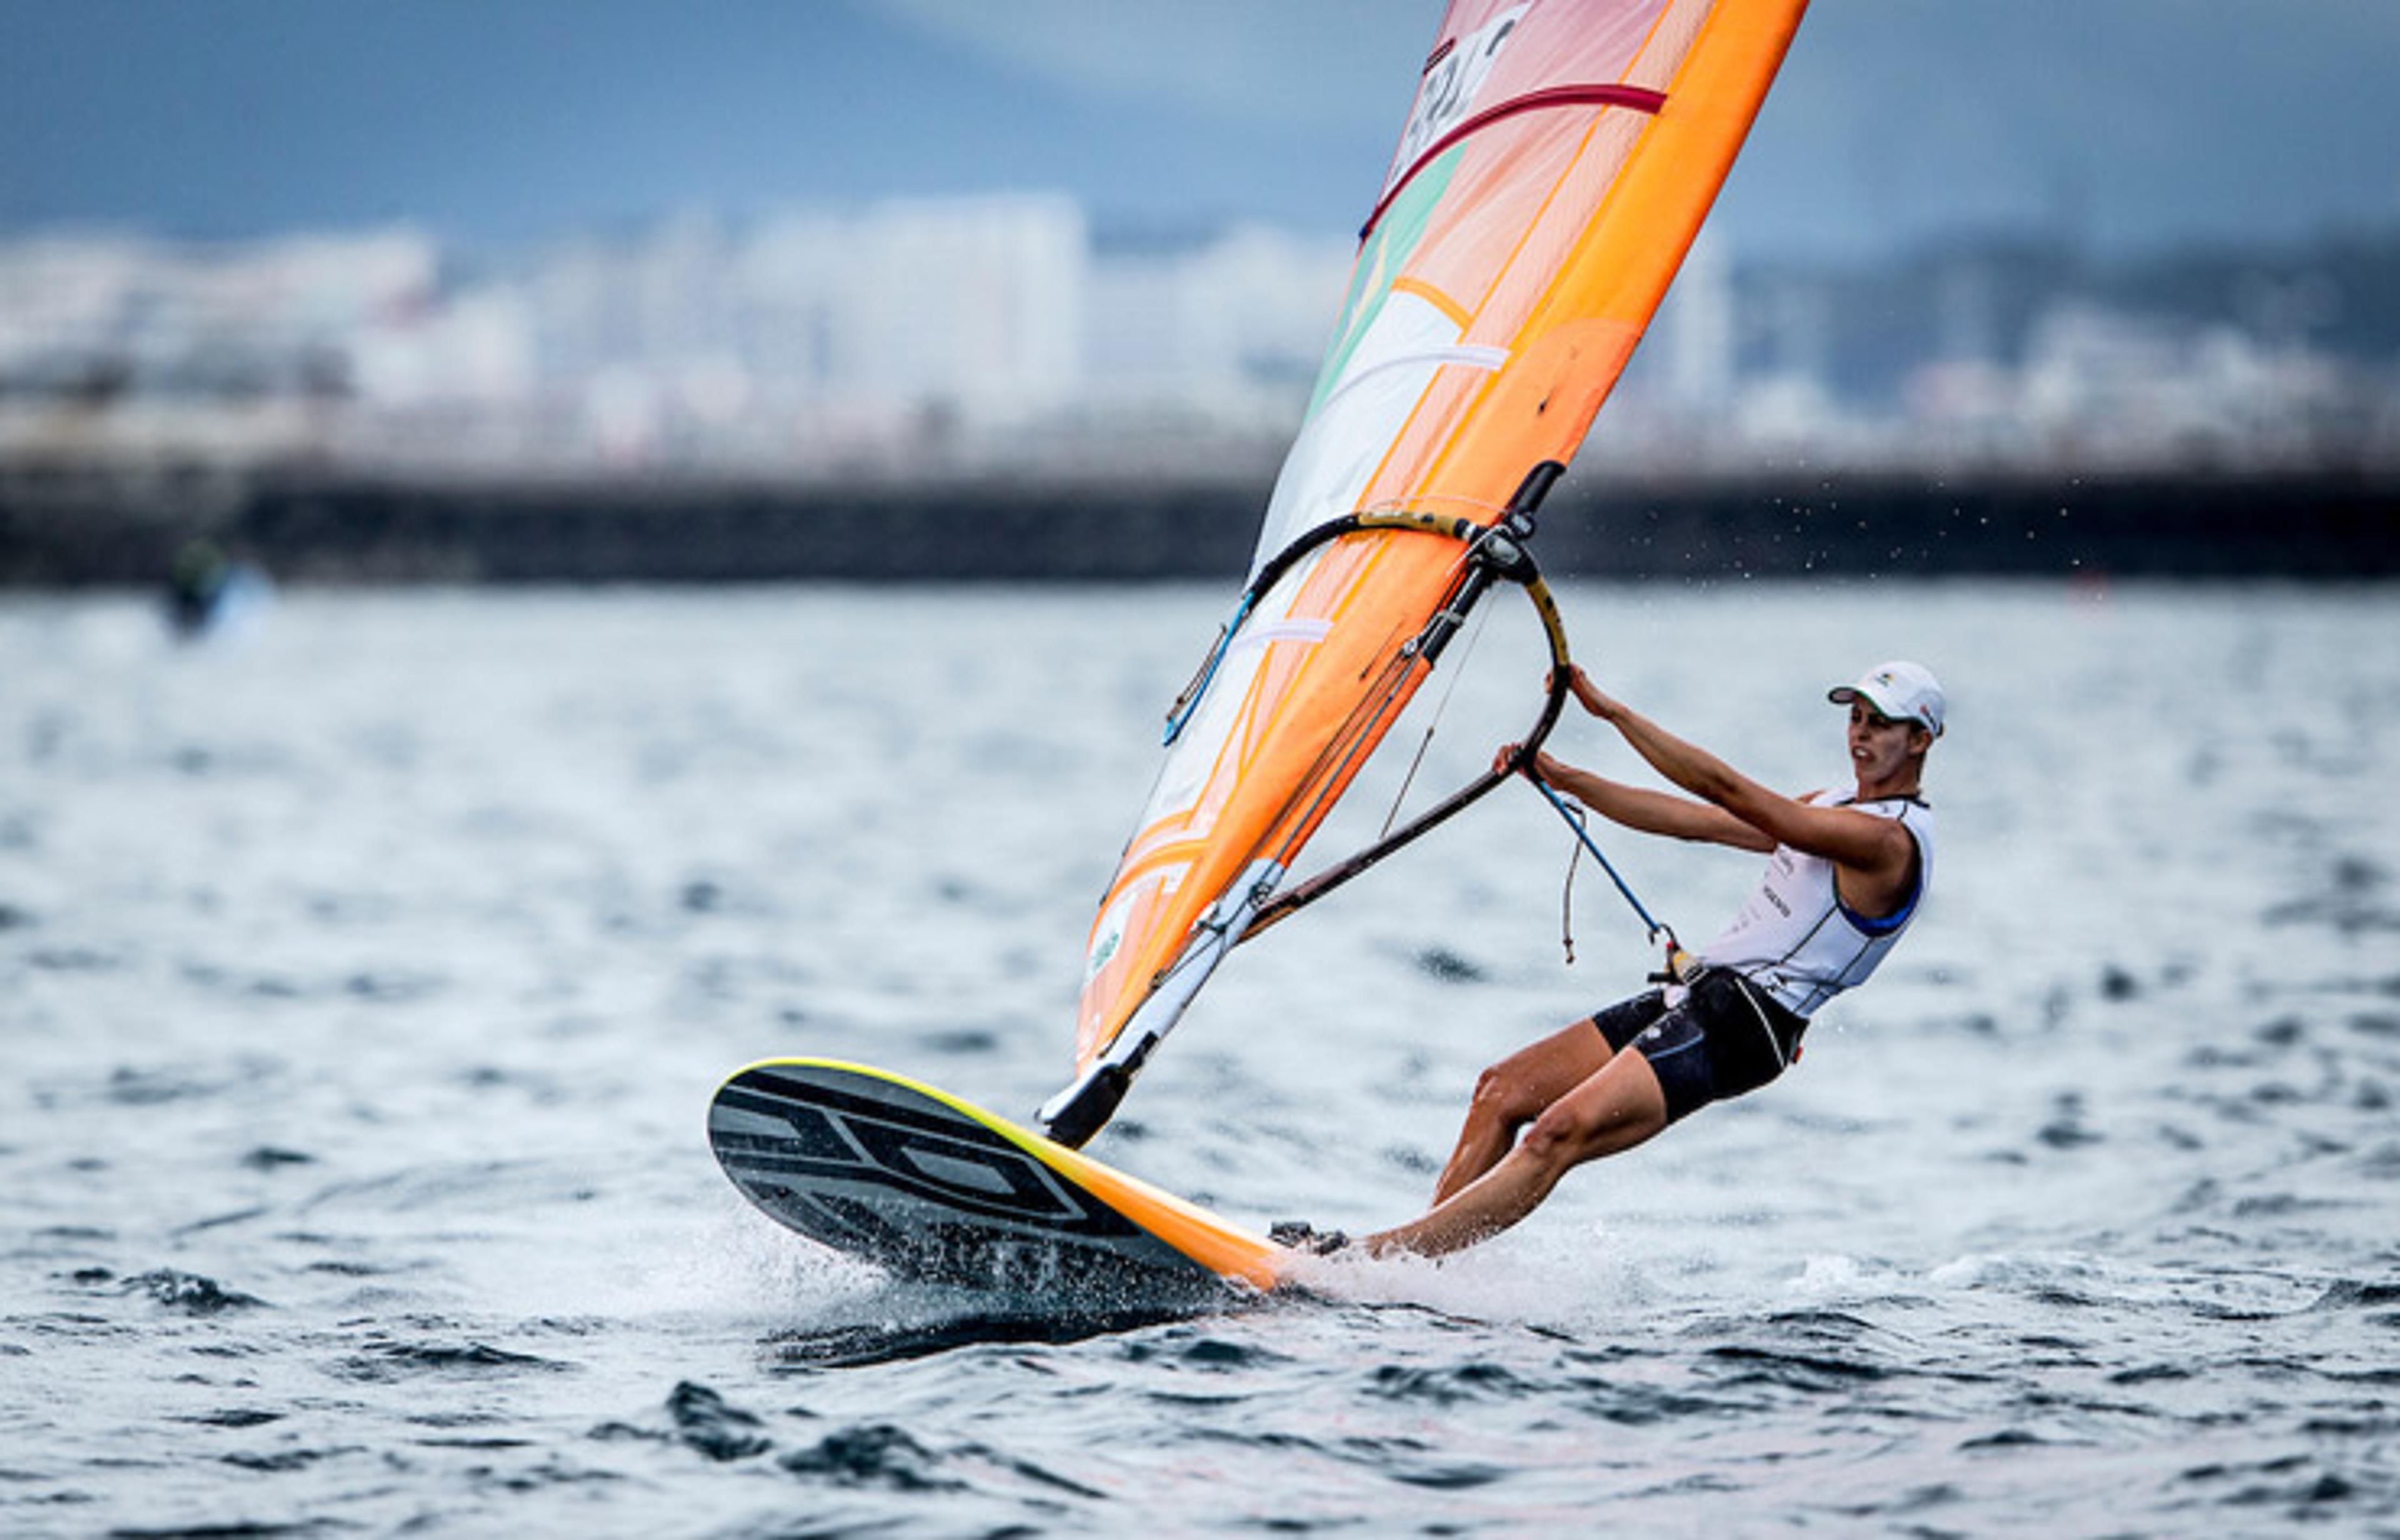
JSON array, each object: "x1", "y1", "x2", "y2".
[
  {"x1": 6, "y1": 193, "x2": 2391, "y2": 486},
  {"x1": 4, "y1": 1, "x2": 2397, "y2": 259},
  {"x1": 3, "y1": 0, "x2": 2396, "y2": 588}
]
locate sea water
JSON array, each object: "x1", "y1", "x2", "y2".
[{"x1": 2, "y1": 579, "x2": 2396, "y2": 1534}]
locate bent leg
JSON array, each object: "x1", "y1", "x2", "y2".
[
  {"x1": 1368, "y1": 1046, "x2": 1670, "y2": 1260},
  {"x1": 1429, "y1": 1018, "x2": 1618, "y2": 1206}
]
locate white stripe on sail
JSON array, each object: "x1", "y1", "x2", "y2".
[
  {"x1": 1251, "y1": 291, "x2": 1508, "y2": 576},
  {"x1": 1226, "y1": 618, "x2": 1334, "y2": 654}
]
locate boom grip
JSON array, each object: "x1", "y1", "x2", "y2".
[{"x1": 1241, "y1": 560, "x2": 1574, "y2": 941}]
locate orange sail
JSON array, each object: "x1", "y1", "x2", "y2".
[{"x1": 1040, "y1": 0, "x2": 1810, "y2": 1146}]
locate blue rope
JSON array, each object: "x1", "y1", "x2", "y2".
[
  {"x1": 1524, "y1": 771, "x2": 1672, "y2": 946},
  {"x1": 1162, "y1": 594, "x2": 1254, "y2": 746}
]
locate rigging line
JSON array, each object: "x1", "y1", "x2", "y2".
[
  {"x1": 1559, "y1": 794, "x2": 1586, "y2": 964},
  {"x1": 1524, "y1": 771, "x2": 1672, "y2": 946},
  {"x1": 1228, "y1": 488, "x2": 1571, "y2": 942},
  {"x1": 1266, "y1": 641, "x2": 1426, "y2": 873},
  {"x1": 1242, "y1": 570, "x2": 1573, "y2": 942},
  {"x1": 1161, "y1": 592, "x2": 1252, "y2": 746},
  {"x1": 1343, "y1": 524, "x2": 1479, "y2": 688},
  {"x1": 1379, "y1": 596, "x2": 1492, "y2": 840},
  {"x1": 1263, "y1": 532, "x2": 1479, "y2": 868},
  {"x1": 1267, "y1": 518, "x2": 1495, "y2": 867}
]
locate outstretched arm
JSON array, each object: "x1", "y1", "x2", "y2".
[
  {"x1": 1502, "y1": 744, "x2": 1773, "y2": 853},
  {"x1": 1565, "y1": 668, "x2": 1914, "y2": 879}
]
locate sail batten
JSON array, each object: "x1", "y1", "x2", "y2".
[
  {"x1": 1362, "y1": 83, "x2": 1669, "y2": 242},
  {"x1": 1044, "y1": 0, "x2": 1809, "y2": 1146}
]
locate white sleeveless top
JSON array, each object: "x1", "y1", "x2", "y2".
[{"x1": 1696, "y1": 792, "x2": 1933, "y2": 1019}]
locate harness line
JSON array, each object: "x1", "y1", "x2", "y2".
[{"x1": 1523, "y1": 770, "x2": 1688, "y2": 978}]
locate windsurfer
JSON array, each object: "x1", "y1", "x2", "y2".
[{"x1": 1296, "y1": 660, "x2": 1943, "y2": 1261}]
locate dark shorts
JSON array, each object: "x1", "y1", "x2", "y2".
[{"x1": 1590, "y1": 968, "x2": 1810, "y2": 1124}]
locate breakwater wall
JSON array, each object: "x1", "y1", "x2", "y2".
[{"x1": 3, "y1": 466, "x2": 2394, "y2": 586}]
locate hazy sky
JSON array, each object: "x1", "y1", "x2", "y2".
[{"x1": 4, "y1": 0, "x2": 2394, "y2": 259}]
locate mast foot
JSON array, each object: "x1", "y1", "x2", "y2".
[{"x1": 1037, "y1": 1062, "x2": 1134, "y2": 1149}]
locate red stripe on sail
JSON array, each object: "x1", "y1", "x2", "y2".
[{"x1": 1361, "y1": 83, "x2": 1669, "y2": 241}]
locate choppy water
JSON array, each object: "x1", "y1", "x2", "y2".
[{"x1": 3, "y1": 578, "x2": 2397, "y2": 1536}]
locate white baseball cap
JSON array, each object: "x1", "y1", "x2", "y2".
[{"x1": 1829, "y1": 660, "x2": 1945, "y2": 738}]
